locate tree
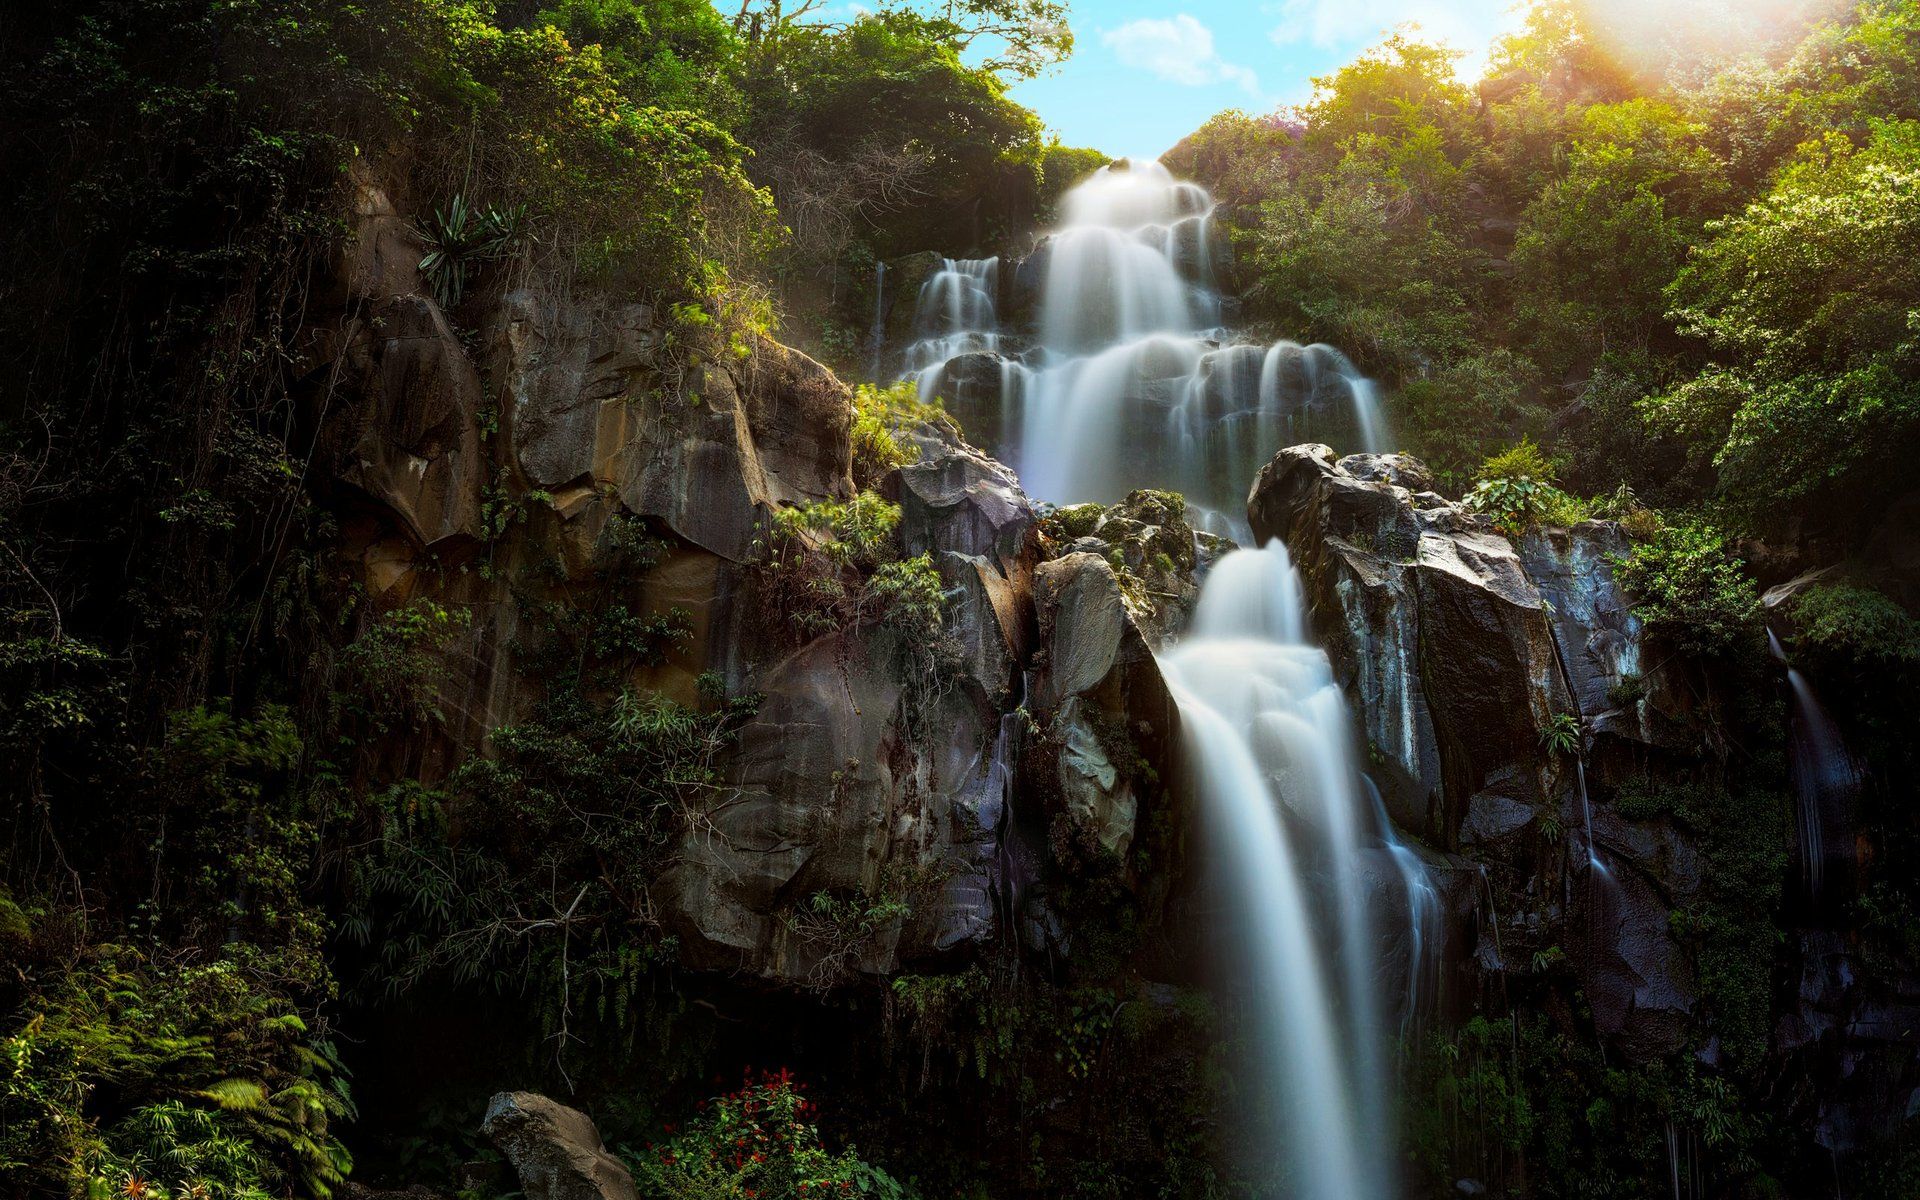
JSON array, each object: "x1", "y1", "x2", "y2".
[{"x1": 1659, "y1": 119, "x2": 1920, "y2": 529}]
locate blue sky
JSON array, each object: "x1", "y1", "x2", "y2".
[{"x1": 1009, "y1": 1, "x2": 1527, "y2": 158}]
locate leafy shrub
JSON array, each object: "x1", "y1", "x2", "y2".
[
  {"x1": 334, "y1": 599, "x2": 470, "y2": 736},
  {"x1": 1464, "y1": 439, "x2": 1592, "y2": 533},
  {"x1": 760, "y1": 493, "x2": 944, "y2": 642},
  {"x1": 1790, "y1": 582, "x2": 1920, "y2": 668},
  {"x1": 1539, "y1": 711, "x2": 1582, "y2": 757},
  {"x1": 630, "y1": 1069, "x2": 917, "y2": 1200},
  {"x1": 1612, "y1": 520, "x2": 1759, "y2": 656},
  {"x1": 0, "y1": 922, "x2": 353, "y2": 1200},
  {"x1": 349, "y1": 679, "x2": 755, "y2": 1004},
  {"x1": 414, "y1": 193, "x2": 529, "y2": 307},
  {"x1": 849, "y1": 380, "x2": 950, "y2": 487}
]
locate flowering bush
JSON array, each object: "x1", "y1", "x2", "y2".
[{"x1": 629, "y1": 1070, "x2": 915, "y2": 1200}]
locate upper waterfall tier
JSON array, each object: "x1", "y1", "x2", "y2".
[{"x1": 894, "y1": 159, "x2": 1388, "y2": 537}]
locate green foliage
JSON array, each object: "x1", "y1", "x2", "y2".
[
  {"x1": 1163, "y1": 110, "x2": 1299, "y2": 210},
  {"x1": 1663, "y1": 119, "x2": 1920, "y2": 529},
  {"x1": 630, "y1": 1069, "x2": 918, "y2": 1200},
  {"x1": 334, "y1": 599, "x2": 470, "y2": 737},
  {"x1": 349, "y1": 678, "x2": 754, "y2": 1005},
  {"x1": 1510, "y1": 98, "x2": 1725, "y2": 376},
  {"x1": 1410, "y1": 1011, "x2": 1774, "y2": 1198},
  {"x1": 1613, "y1": 519, "x2": 1759, "y2": 656},
  {"x1": 1791, "y1": 582, "x2": 1920, "y2": 667},
  {"x1": 760, "y1": 493, "x2": 945, "y2": 644},
  {"x1": 1539, "y1": 712, "x2": 1582, "y2": 757},
  {"x1": 1218, "y1": 2, "x2": 1920, "y2": 548},
  {"x1": 738, "y1": 8, "x2": 1047, "y2": 270},
  {"x1": 538, "y1": 0, "x2": 744, "y2": 115},
  {"x1": 1464, "y1": 439, "x2": 1592, "y2": 533},
  {"x1": 1, "y1": 913, "x2": 353, "y2": 1200},
  {"x1": 849, "y1": 380, "x2": 950, "y2": 487},
  {"x1": 414, "y1": 194, "x2": 529, "y2": 308},
  {"x1": 1238, "y1": 34, "x2": 1481, "y2": 376}
]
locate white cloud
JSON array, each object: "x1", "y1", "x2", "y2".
[
  {"x1": 1103, "y1": 15, "x2": 1263, "y2": 95},
  {"x1": 1266, "y1": 0, "x2": 1526, "y2": 78}
]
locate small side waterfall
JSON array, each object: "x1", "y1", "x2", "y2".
[
  {"x1": 1768, "y1": 628, "x2": 1857, "y2": 901},
  {"x1": 866, "y1": 260, "x2": 889, "y2": 382},
  {"x1": 902, "y1": 257, "x2": 1002, "y2": 399}
]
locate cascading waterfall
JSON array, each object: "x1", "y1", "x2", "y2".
[
  {"x1": 902, "y1": 257, "x2": 1002, "y2": 399},
  {"x1": 899, "y1": 159, "x2": 1389, "y2": 541},
  {"x1": 904, "y1": 160, "x2": 1428, "y2": 1196}
]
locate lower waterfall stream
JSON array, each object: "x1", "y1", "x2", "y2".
[
  {"x1": 1161, "y1": 544, "x2": 1402, "y2": 1200},
  {"x1": 902, "y1": 158, "x2": 1430, "y2": 1199}
]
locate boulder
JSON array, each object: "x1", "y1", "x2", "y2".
[
  {"x1": 1249, "y1": 445, "x2": 1569, "y2": 845},
  {"x1": 896, "y1": 427, "x2": 1034, "y2": 574},
  {"x1": 481, "y1": 1092, "x2": 637, "y2": 1200},
  {"x1": 1029, "y1": 551, "x2": 1181, "y2": 868}
]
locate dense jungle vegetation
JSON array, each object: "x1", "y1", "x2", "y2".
[{"x1": 0, "y1": 0, "x2": 1917, "y2": 1198}]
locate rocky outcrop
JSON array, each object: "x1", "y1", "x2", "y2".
[
  {"x1": 1045, "y1": 490, "x2": 1213, "y2": 648},
  {"x1": 647, "y1": 414, "x2": 1204, "y2": 981},
  {"x1": 1249, "y1": 445, "x2": 1715, "y2": 1060},
  {"x1": 1028, "y1": 548, "x2": 1181, "y2": 876},
  {"x1": 494, "y1": 292, "x2": 853, "y2": 564},
  {"x1": 323, "y1": 294, "x2": 487, "y2": 551},
  {"x1": 482, "y1": 1091, "x2": 638, "y2": 1200},
  {"x1": 1249, "y1": 444, "x2": 1570, "y2": 846},
  {"x1": 316, "y1": 175, "x2": 1203, "y2": 992}
]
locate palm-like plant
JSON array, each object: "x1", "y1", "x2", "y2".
[{"x1": 415, "y1": 195, "x2": 529, "y2": 308}]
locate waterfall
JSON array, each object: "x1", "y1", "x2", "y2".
[
  {"x1": 901, "y1": 257, "x2": 1001, "y2": 398},
  {"x1": 1163, "y1": 543, "x2": 1405, "y2": 1200},
  {"x1": 901, "y1": 160, "x2": 1389, "y2": 541},
  {"x1": 867, "y1": 260, "x2": 889, "y2": 381},
  {"x1": 905, "y1": 160, "x2": 1426, "y2": 1195},
  {"x1": 1767, "y1": 628, "x2": 1857, "y2": 902}
]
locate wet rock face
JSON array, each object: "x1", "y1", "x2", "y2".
[
  {"x1": 917, "y1": 351, "x2": 1019, "y2": 445},
  {"x1": 1029, "y1": 550, "x2": 1181, "y2": 875},
  {"x1": 656, "y1": 426, "x2": 1045, "y2": 983},
  {"x1": 657, "y1": 442, "x2": 1197, "y2": 984},
  {"x1": 1249, "y1": 444, "x2": 1714, "y2": 1060},
  {"x1": 1778, "y1": 931, "x2": 1920, "y2": 1155},
  {"x1": 323, "y1": 294, "x2": 487, "y2": 550},
  {"x1": 495, "y1": 291, "x2": 853, "y2": 563},
  {"x1": 1250, "y1": 444, "x2": 1568, "y2": 846}
]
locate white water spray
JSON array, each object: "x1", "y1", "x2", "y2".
[
  {"x1": 900, "y1": 160, "x2": 1389, "y2": 540},
  {"x1": 1163, "y1": 543, "x2": 1408, "y2": 1200}
]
